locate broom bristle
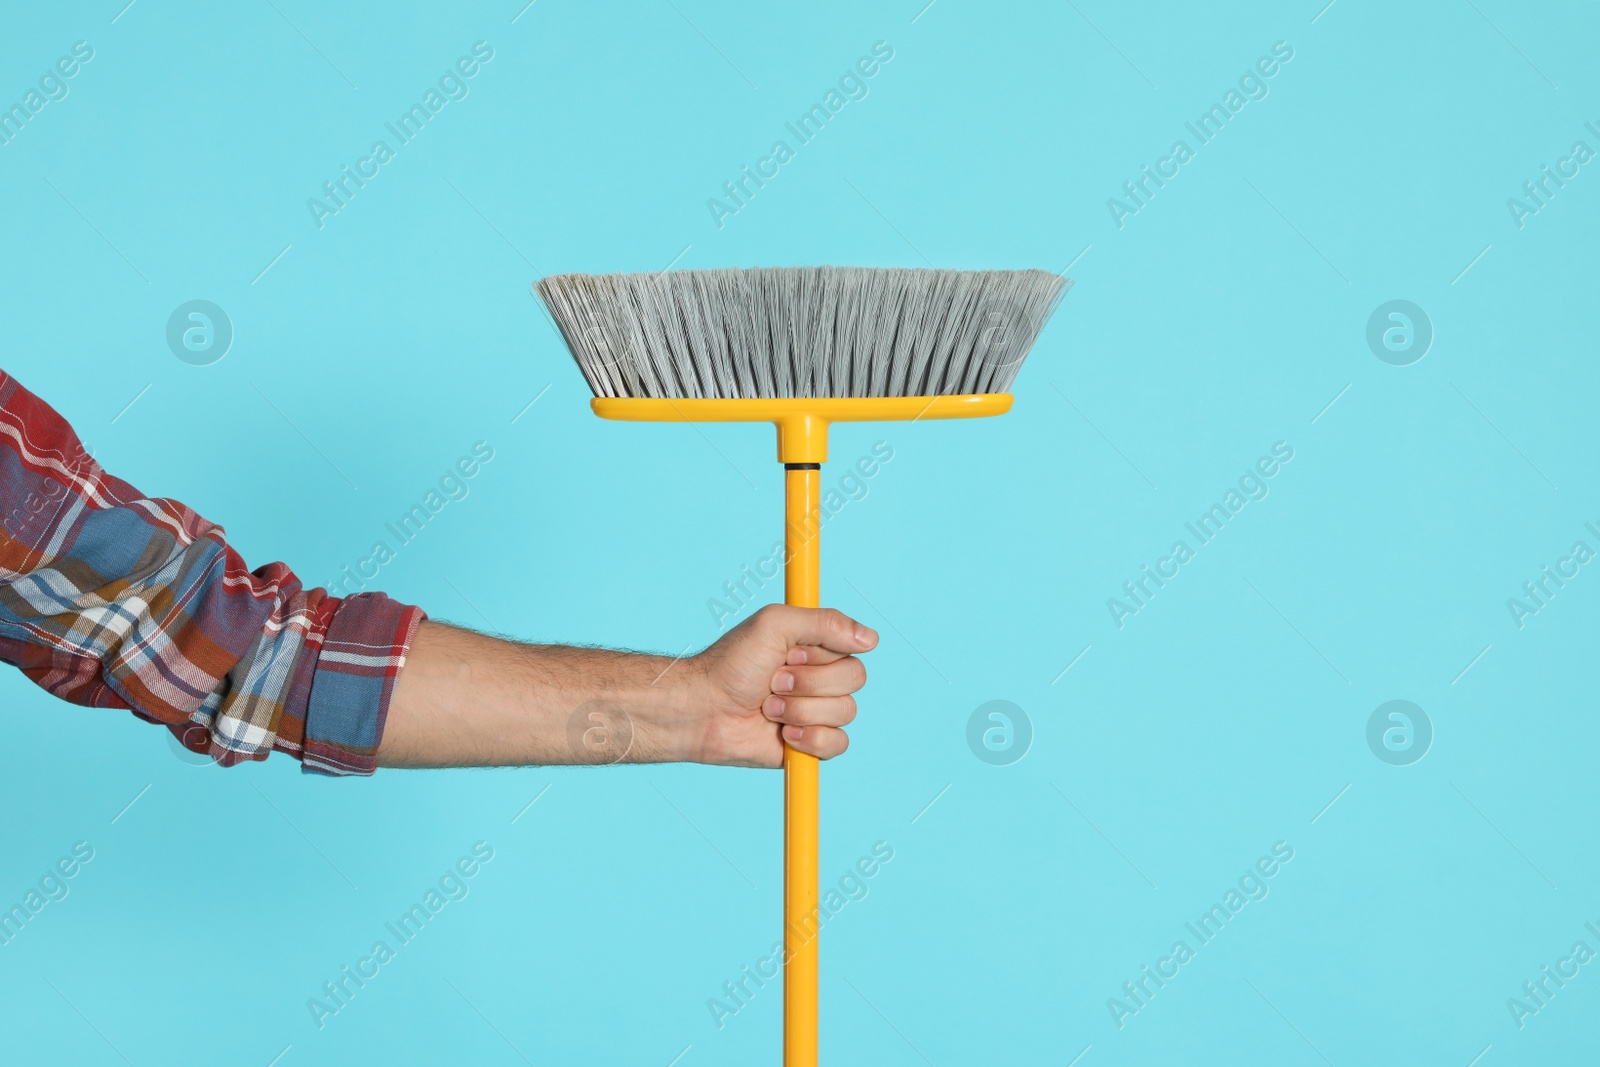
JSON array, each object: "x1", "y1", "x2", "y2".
[{"x1": 535, "y1": 267, "x2": 1069, "y2": 399}]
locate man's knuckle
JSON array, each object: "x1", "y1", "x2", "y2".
[{"x1": 754, "y1": 603, "x2": 789, "y2": 633}]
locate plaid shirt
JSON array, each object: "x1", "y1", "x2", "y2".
[{"x1": 0, "y1": 370, "x2": 424, "y2": 775}]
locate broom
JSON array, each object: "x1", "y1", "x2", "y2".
[{"x1": 536, "y1": 266, "x2": 1068, "y2": 1065}]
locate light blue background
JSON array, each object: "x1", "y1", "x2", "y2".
[{"x1": 2, "y1": 1, "x2": 1598, "y2": 1064}]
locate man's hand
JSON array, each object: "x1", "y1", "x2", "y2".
[
  {"x1": 377, "y1": 606, "x2": 878, "y2": 770},
  {"x1": 685, "y1": 605, "x2": 879, "y2": 767}
]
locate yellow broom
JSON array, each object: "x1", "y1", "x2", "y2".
[{"x1": 537, "y1": 266, "x2": 1068, "y2": 1065}]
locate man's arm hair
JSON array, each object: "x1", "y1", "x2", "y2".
[
  {"x1": 379, "y1": 605, "x2": 879, "y2": 770},
  {"x1": 378, "y1": 621, "x2": 696, "y2": 767}
]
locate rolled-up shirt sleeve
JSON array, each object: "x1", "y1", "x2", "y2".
[{"x1": 0, "y1": 369, "x2": 424, "y2": 776}]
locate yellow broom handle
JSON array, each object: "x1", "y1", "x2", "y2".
[{"x1": 783, "y1": 463, "x2": 820, "y2": 1067}]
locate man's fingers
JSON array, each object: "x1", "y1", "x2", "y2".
[
  {"x1": 771, "y1": 657, "x2": 866, "y2": 698},
  {"x1": 785, "y1": 645, "x2": 852, "y2": 667},
  {"x1": 763, "y1": 694, "x2": 856, "y2": 728},
  {"x1": 757, "y1": 604, "x2": 878, "y2": 656},
  {"x1": 781, "y1": 724, "x2": 850, "y2": 760}
]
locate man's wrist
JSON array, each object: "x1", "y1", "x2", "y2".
[{"x1": 614, "y1": 654, "x2": 715, "y2": 765}]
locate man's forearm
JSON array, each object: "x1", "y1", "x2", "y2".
[
  {"x1": 377, "y1": 621, "x2": 705, "y2": 768},
  {"x1": 376, "y1": 606, "x2": 878, "y2": 770}
]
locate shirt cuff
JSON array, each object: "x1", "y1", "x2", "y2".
[{"x1": 297, "y1": 591, "x2": 426, "y2": 776}]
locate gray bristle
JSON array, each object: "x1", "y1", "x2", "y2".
[{"x1": 534, "y1": 267, "x2": 1070, "y2": 399}]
